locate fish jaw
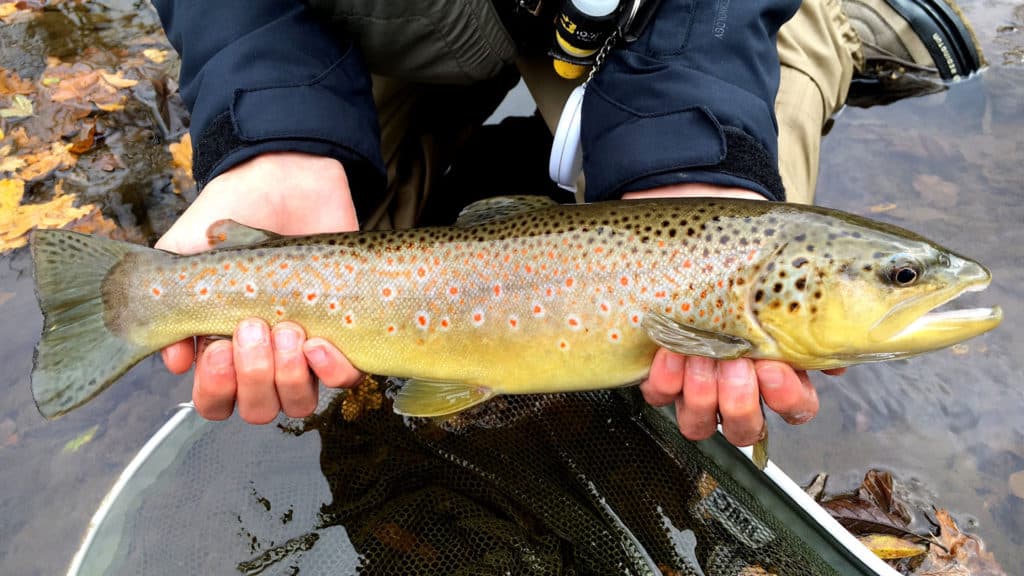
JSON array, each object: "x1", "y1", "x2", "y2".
[{"x1": 866, "y1": 257, "x2": 1000, "y2": 351}]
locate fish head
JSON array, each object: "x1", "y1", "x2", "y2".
[{"x1": 746, "y1": 211, "x2": 1001, "y2": 369}]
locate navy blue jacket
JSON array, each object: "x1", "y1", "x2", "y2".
[{"x1": 154, "y1": 0, "x2": 798, "y2": 205}]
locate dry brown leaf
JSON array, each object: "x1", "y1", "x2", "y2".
[
  {"x1": 0, "y1": 68, "x2": 34, "y2": 95},
  {"x1": 17, "y1": 142, "x2": 76, "y2": 180},
  {"x1": 913, "y1": 174, "x2": 959, "y2": 209},
  {"x1": 0, "y1": 291, "x2": 13, "y2": 307},
  {"x1": 69, "y1": 122, "x2": 97, "y2": 155},
  {"x1": 916, "y1": 509, "x2": 1008, "y2": 576},
  {"x1": 1009, "y1": 470, "x2": 1024, "y2": 500},
  {"x1": 169, "y1": 132, "x2": 194, "y2": 195}
]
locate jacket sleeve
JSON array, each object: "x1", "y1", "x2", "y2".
[
  {"x1": 153, "y1": 0, "x2": 385, "y2": 196},
  {"x1": 581, "y1": 0, "x2": 800, "y2": 202}
]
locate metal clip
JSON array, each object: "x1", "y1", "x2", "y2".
[{"x1": 518, "y1": 0, "x2": 544, "y2": 16}]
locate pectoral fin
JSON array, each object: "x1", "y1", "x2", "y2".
[
  {"x1": 393, "y1": 379, "x2": 495, "y2": 417},
  {"x1": 641, "y1": 312, "x2": 752, "y2": 359},
  {"x1": 205, "y1": 219, "x2": 281, "y2": 249},
  {"x1": 752, "y1": 434, "x2": 769, "y2": 470}
]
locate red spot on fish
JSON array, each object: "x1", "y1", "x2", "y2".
[
  {"x1": 559, "y1": 340, "x2": 569, "y2": 350},
  {"x1": 608, "y1": 329, "x2": 621, "y2": 343},
  {"x1": 682, "y1": 303, "x2": 691, "y2": 312},
  {"x1": 329, "y1": 302, "x2": 337, "y2": 310},
  {"x1": 683, "y1": 260, "x2": 692, "y2": 269},
  {"x1": 664, "y1": 306, "x2": 673, "y2": 314},
  {"x1": 151, "y1": 287, "x2": 161, "y2": 297},
  {"x1": 525, "y1": 265, "x2": 533, "y2": 274},
  {"x1": 655, "y1": 290, "x2": 667, "y2": 299},
  {"x1": 386, "y1": 325, "x2": 396, "y2": 334},
  {"x1": 276, "y1": 308, "x2": 285, "y2": 317},
  {"x1": 312, "y1": 255, "x2": 320, "y2": 262},
  {"x1": 594, "y1": 246, "x2": 604, "y2": 254},
  {"x1": 178, "y1": 273, "x2": 186, "y2": 280},
  {"x1": 381, "y1": 287, "x2": 394, "y2": 299},
  {"x1": 567, "y1": 316, "x2": 581, "y2": 330},
  {"x1": 307, "y1": 293, "x2": 317, "y2": 302},
  {"x1": 223, "y1": 263, "x2": 231, "y2": 271},
  {"x1": 717, "y1": 280, "x2": 724, "y2": 289},
  {"x1": 280, "y1": 262, "x2": 288, "y2": 270},
  {"x1": 439, "y1": 318, "x2": 451, "y2": 330},
  {"x1": 503, "y1": 254, "x2": 511, "y2": 263},
  {"x1": 416, "y1": 267, "x2": 427, "y2": 278},
  {"x1": 532, "y1": 303, "x2": 545, "y2": 318},
  {"x1": 565, "y1": 277, "x2": 574, "y2": 288},
  {"x1": 229, "y1": 279, "x2": 237, "y2": 287},
  {"x1": 344, "y1": 264, "x2": 354, "y2": 274},
  {"x1": 344, "y1": 313, "x2": 354, "y2": 325},
  {"x1": 449, "y1": 286, "x2": 459, "y2": 296},
  {"x1": 599, "y1": 302, "x2": 610, "y2": 314},
  {"x1": 713, "y1": 315, "x2": 721, "y2": 324},
  {"x1": 747, "y1": 250, "x2": 757, "y2": 262},
  {"x1": 493, "y1": 284, "x2": 502, "y2": 298},
  {"x1": 199, "y1": 287, "x2": 209, "y2": 296},
  {"x1": 620, "y1": 276, "x2": 629, "y2": 286},
  {"x1": 508, "y1": 316, "x2": 519, "y2": 329},
  {"x1": 416, "y1": 313, "x2": 429, "y2": 330},
  {"x1": 245, "y1": 283, "x2": 255, "y2": 294}
]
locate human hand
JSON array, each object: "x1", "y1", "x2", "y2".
[
  {"x1": 156, "y1": 152, "x2": 362, "y2": 423},
  {"x1": 622, "y1": 184, "x2": 845, "y2": 447}
]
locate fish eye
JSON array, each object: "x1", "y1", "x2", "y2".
[{"x1": 892, "y1": 267, "x2": 919, "y2": 286}]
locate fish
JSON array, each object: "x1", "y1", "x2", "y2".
[{"x1": 30, "y1": 196, "x2": 1001, "y2": 421}]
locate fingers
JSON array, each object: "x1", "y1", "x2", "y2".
[
  {"x1": 303, "y1": 338, "x2": 362, "y2": 388},
  {"x1": 232, "y1": 319, "x2": 280, "y2": 424},
  {"x1": 640, "y1": 349, "x2": 685, "y2": 406},
  {"x1": 193, "y1": 340, "x2": 237, "y2": 420},
  {"x1": 675, "y1": 356, "x2": 720, "y2": 442},
  {"x1": 161, "y1": 339, "x2": 195, "y2": 374},
  {"x1": 272, "y1": 323, "x2": 318, "y2": 418},
  {"x1": 716, "y1": 359, "x2": 765, "y2": 447},
  {"x1": 755, "y1": 360, "x2": 819, "y2": 425}
]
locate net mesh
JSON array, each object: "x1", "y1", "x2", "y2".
[{"x1": 82, "y1": 377, "x2": 845, "y2": 575}]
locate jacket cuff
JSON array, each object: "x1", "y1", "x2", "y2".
[
  {"x1": 192, "y1": 49, "x2": 384, "y2": 196},
  {"x1": 580, "y1": 0, "x2": 799, "y2": 202}
]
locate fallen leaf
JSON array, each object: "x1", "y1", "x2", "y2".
[
  {"x1": 0, "y1": 68, "x2": 34, "y2": 95},
  {"x1": 913, "y1": 173, "x2": 959, "y2": 208},
  {"x1": 62, "y1": 425, "x2": 99, "y2": 453},
  {"x1": 868, "y1": 203, "x2": 898, "y2": 213},
  {"x1": 0, "y1": 178, "x2": 97, "y2": 252},
  {"x1": 0, "y1": 3, "x2": 17, "y2": 19},
  {"x1": 17, "y1": 142, "x2": 76, "y2": 180},
  {"x1": 1009, "y1": 470, "x2": 1024, "y2": 500},
  {"x1": 169, "y1": 132, "x2": 194, "y2": 195},
  {"x1": 0, "y1": 291, "x2": 13, "y2": 306},
  {"x1": 916, "y1": 509, "x2": 1008, "y2": 575},
  {"x1": 41, "y1": 76, "x2": 60, "y2": 87},
  {"x1": 0, "y1": 94, "x2": 34, "y2": 118},
  {"x1": 94, "y1": 153, "x2": 123, "y2": 172},
  {"x1": 858, "y1": 534, "x2": 927, "y2": 560},
  {"x1": 69, "y1": 122, "x2": 97, "y2": 155},
  {"x1": 143, "y1": 48, "x2": 169, "y2": 63},
  {"x1": 0, "y1": 154, "x2": 26, "y2": 173},
  {"x1": 99, "y1": 71, "x2": 138, "y2": 89}
]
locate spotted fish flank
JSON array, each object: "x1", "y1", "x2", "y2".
[{"x1": 30, "y1": 197, "x2": 1001, "y2": 419}]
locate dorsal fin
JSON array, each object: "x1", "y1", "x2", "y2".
[
  {"x1": 205, "y1": 219, "x2": 282, "y2": 249},
  {"x1": 454, "y1": 195, "x2": 560, "y2": 227}
]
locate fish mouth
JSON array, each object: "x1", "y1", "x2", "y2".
[{"x1": 870, "y1": 274, "x2": 1002, "y2": 352}]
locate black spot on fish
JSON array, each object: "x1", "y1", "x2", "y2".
[
  {"x1": 669, "y1": 229, "x2": 677, "y2": 237},
  {"x1": 794, "y1": 234, "x2": 807, "y2": 242},
  {"x1": 806, "y1": 245, "x2": 815, "y2": 252},
  {"x1": 795, "y1": 277, "x2": 806, "y2": 290},
  {"x1": 852, "y1": 231, "x2": 862, "y2": 238},
  {"x1": 872, "y1": 252, "x2": 884, "y2": 259},
  {"x1": 792, "y1": 257, "x2": 808, "y2": 268},
  {"x1": 766, "y1": 262, "x2": 775, "y2": 272},
  {"x1": 736, "y1": 278, "x2": 745, "y2": 286},
  {"x1": 862, "y1": 264, "x2": 873, "y2": 272},
  {"x1": 789, "y1": 302, "x2": 800, "y2": 313},
  {"x1": 720, "y1": 236, "x2": 730, "y2": 244},
  {"x1": 773, "y1": 283, "x2": 783, "y2": 293},
  {"x1": 813, "y1": 290, "x2": 822, "y2": 299},
  {"x1": 764, "y1": 228, "x2": 775, "y2": 236},
  {"x1": 687, "y1": 228, "x2": 696, "y2": 237}
]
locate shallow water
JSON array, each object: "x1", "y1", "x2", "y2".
[{"x1": 1, "y1": 1, "x2": 1022, "y2": 574}]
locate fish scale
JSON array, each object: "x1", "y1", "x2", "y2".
[{"x1": 29, "y1": 196, "x2": 1001, "y2": 418}]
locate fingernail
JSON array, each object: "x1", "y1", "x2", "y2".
[
  {"x1": 305, "y1": 346, "x2": 327, "y2": 367},
  {"x1": 758, "y1": 366, "x2": 784, "y2": 390},
  {"x1": 273, "y1": 328, "x2": 299, "y2": 351},
  {"x1": 719, "y1": 360, "x2": 749, "y2": 386},
  {"x1": 664, "y1": 352, "x2": 684, "y2": 374},
  {"x1": 688, "y1": 357, "x2": 714, "y2": 380},
  {"x1": 238, "y1": 321, "x2": 267, "y2": 348},
  {"x1": 208, "y1": 345, "x2": 232, "y2": 369}
]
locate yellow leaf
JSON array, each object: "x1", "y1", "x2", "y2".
[
  {"x1": 143, "y1": 48, "x2": 169, "y2": 63},
  {"x1": 0, "y1": 178, "x2": 97, "y2": 252},
  {"x1": 0, "y1": 155, "x2": 26, "y2": 173},
  {"x1": 857, "y1": 534, "x2": 927, "y2": 560},
  {"x1": 169, "y1": 132, "x2": 192, "y2": 172},
  {"x1": 0, "y1": 94, "x2": 33, "y2": 118},
  {"x1": 41, "y1": 76, "x2": 60, "y2": 86},
  {"x1": 62, "y1": 425, "x2": 99, "y2": 453},
  {"x1": 96, "y1": 101, "x2": 125, "y2": 112},
  {"x1": 0, "y1": 3, "x2": 17, "y2": 18},
  {"x1": 868, "y1": 203, "x2": 898, "y2": 214},
  {"x1": 100, "y1": 71, "x2": 138, "y2": 89}
]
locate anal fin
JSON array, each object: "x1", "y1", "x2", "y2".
[{"x1": 393, "y1": 379, "x2": 494, "y2": 417}]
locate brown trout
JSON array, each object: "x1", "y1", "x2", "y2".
[{"x1": 30, "y1": 196, "x2": 1001, "y2": 419}]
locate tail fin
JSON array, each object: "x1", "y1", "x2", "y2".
[{"x1": 31, "y1": 229, "x2": 155, "y2": 419}]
